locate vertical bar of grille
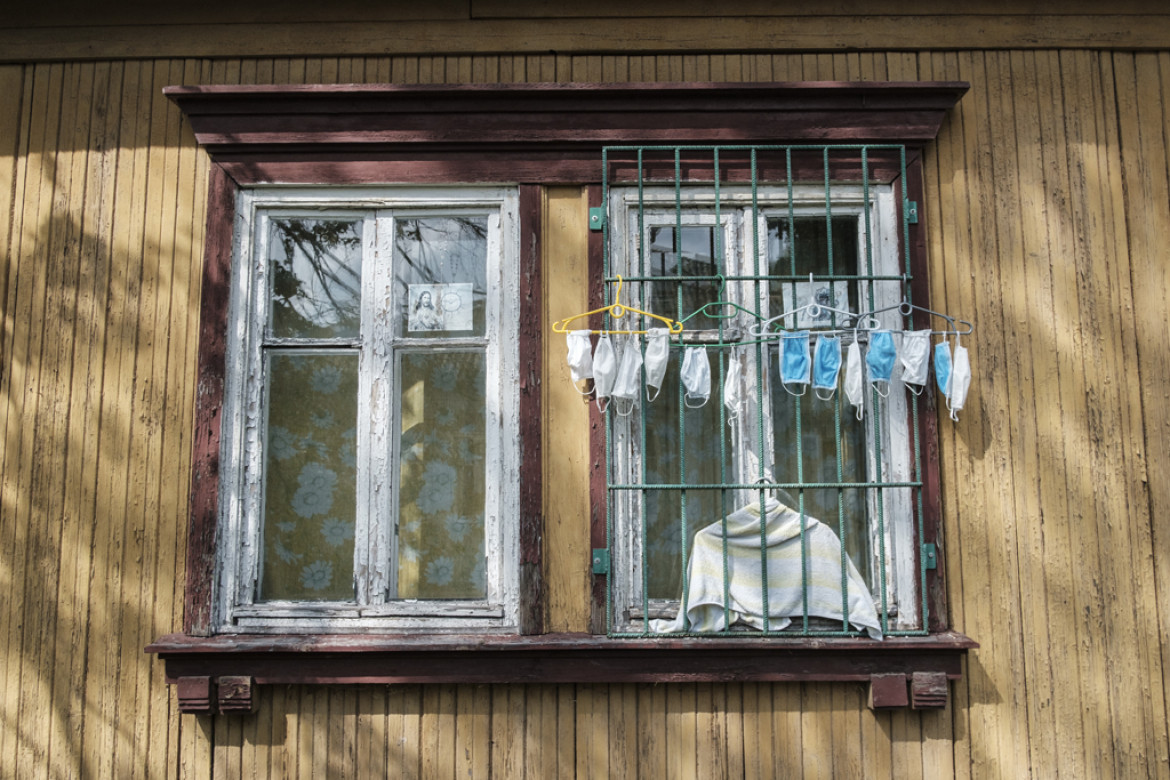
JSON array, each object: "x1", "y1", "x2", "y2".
[
  {"x1": 757, "y1": 148, "x2": 770, "y2": 633},
  {"x1": 674, "y1": 148, "x2": 691, "y2": 626},
  {"x1": 637, "y1": 148, "x2": 650, "y2": 635},
  {"x1": 602, "y1": 147, "x2": 615, "y2": 635}
]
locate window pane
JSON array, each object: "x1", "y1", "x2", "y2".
[
  {"x1": 646, "y1": 225, "x2": 722, "y2": 327},
  {"x1": 766, "y1": 215, "x2": 869, "y2": 581},
  {"x1": 769, "y1": 367, "x2": 871, "y2": 583},
  {"x1": 260, "y1": 352, "x2": 359, "y2": 602},
  {"x1": 395, "y1": 351, "x2": 486, "y2": 599},
  {"x1": 395, "y1": 217, "x2": 488, "y2": 338},
  {"x1": 268, "y1": 218, "x2": 363, "y2": 339},
  {"x1": 767, "y1": 217, "x2": 858, "y2": 327},
  {"x1": 642, "y1": 350, "x2": 734, "y2": 600}
]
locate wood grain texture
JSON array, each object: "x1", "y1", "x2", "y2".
[
  {"x1": 1, "y1": 45, "x2": 1170, "y2": 779},
  {"x1": 4, "y1": 15, "x2": 1170, "y2": 62},
  {"x1": 543, "y1": 187, "x2": 593, "y2": 633}
]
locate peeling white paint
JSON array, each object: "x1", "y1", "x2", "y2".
[{"x1": 217, "y1": 187, "x2": 522, "y2": 634}]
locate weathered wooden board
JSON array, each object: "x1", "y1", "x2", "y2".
[
  {"x1": 0, "y1": 47, "x2": 1168, "y2": 779},
  {"x1": 2, "y1": 15, "x2": 1170, "y2": 63}
]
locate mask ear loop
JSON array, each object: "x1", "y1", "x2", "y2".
[{"x1": 613, "y1": 398, "x2": 637, "y2": 417}]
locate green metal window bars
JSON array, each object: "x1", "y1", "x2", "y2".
[{"x1": 596, "y1": 144, "x2": 934, "y2": 640}]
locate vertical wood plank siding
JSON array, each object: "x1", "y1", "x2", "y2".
[{"x1": 0, "y1": 52, "x2": 1168, "y2": 778}]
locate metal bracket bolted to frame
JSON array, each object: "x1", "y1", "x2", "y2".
[
  {"x1": 905, "y1": 200, "x2": 919, "y2": 224},
  {"x1": 922, "y1": 543, "x2": 938, "y2": 570},
  {"x1": 588, "y1": 207, "x2": 606, "y2": 231},
  {"x1": 592, "y1": 549, "x2": 610, "y2": 574}
]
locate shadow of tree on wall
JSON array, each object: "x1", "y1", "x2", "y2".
[
  {"x1": 0, "y1": 58, "x2": 204, "y2": 779},
  {"x1": 1, "y1": 50, "x2": 1169, "y2": 780}
]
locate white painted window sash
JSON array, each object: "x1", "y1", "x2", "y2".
[{"x1": 217, "y1": 187, "x2": 520, "y2": 634}]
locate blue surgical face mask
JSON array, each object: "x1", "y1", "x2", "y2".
[
  {"x1": 779, "y1": 331, "x2": 811, "y2": 395},
  {"x1": 812, "y1": 336, "x2": 842, "y2": 400},
  {"x1": 934, "y1": 340, "x2": 952, "y2": 396},
  {"x1": 865, "y1": 330, "x2": 897, "y2": 396}
]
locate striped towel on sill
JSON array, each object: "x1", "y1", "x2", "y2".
[{"x1": 649, "y1": 498, "x2": 883, "y2": 639}]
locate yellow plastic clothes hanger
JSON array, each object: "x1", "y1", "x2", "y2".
[{"x1": 551, "y1": 275, "x2": 684, "y2": 335}]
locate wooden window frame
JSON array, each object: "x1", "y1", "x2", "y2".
[
  {"x1": 148, "y1": 81, "x2": 976, "y2": 713},
  {"x1": 220, "y1": 188, "x2": 523, "y2": 633},
  {"x1": 605, "y1": 182, "x2": 921, "y2": 634}
]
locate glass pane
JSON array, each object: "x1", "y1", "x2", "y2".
[
  {"x1": 767, "y1": 217, "x2": 858, "y2": 328},
  {"x1": 395, "y1": 351, "x2": 486, "y2": 599},
  {"x1": 267, "y1": 218, "x2": 363, "y2": 339},
  {"x1": 643, "y1": 351, "x2": 733, "y2": 600},
  {"x1": 260, "y1": 352, "x2": 359, "y2": 602},
  {"x1": 395, "y1": 217, "x2": 488, "y2": 338},
  {"x1": 769, "y1": 373, "x2": 870, "y2": 583},
  {"x1": 645, "y1": 225, "x2": 722, "y2": 327}
]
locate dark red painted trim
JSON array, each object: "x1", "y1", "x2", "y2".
[
  {"x1": 518, "y1": 184, "x2": 544, "y2": 635},
  {"x1": 148, "y1": 631, "x2": 976, "y2": 686},
  {"x1": 209, "y1": 150, "x2": 910, "y2": 188},
  {"x1": 184, "y1": 163, "x2": 236, "y2": 636},
  {"x1": 586, "y1": 184, "x2": 608, "y2": 635},
  {"x1": 164, "y1": 82, "x2": 969, "y2": 186},
  {"x1": 157, "y1": 82, "x2": 971, "y2": 696},
  {"x1": 902, "y1": 153, "x2": 949, "y2": 634}
]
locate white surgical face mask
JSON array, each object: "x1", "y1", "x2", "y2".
[
  {"x1": 565, "y1": 330, "x2": 594, "y2": 394},
  {"x1": 948, "y1": 343, "x2": 971, "y2": 421},
  {"x1": 611, "y1": 334, "x2": 644, "y2": 417},
  {"x1": 592, "y1": 333, "x2": 617, "y2": 411},
  {"x1": 844, "y1": 338, "x2": 864, "y2": 421},
  {"x1": 643, "y1": 328, "x2": 670, "y2": 401},
  {"x1": 900, "y1": 329, "x2": 931, "y2": 394},
  {"x1": 723, "y1": 350, "x2": 742, "y2": 423},
  {"x1": 680, "y1": 347, "x2": 711, "y2": 408}
]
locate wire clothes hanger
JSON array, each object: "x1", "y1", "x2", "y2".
[
  {"x1": 678, "y1": 275, "x2": 765, "y2": 326},
  {"x1": 747, "y1": 274, "x2": 881, "y2": 338},
  {"x1": 552, "y1": 275, "x2": 684, "y2": 335},
  {"x1": 748, "y1": 302, "x2": 880, "y2": 338},
  {"x1": 857, "y1": 300, "x2": 974, "y2": 337}
]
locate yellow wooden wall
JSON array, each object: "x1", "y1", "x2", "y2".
[{"x1": 1, "y1": 50, "x2": 1169, "y2": 778}]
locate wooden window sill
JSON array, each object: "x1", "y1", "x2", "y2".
[{"x1": 147, "y1": 631, "x2": 976, "y2": 713}]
